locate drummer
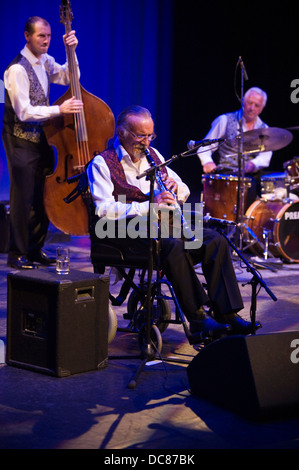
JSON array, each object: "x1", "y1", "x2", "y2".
[{"x1": 197, "y1": 87, "x2": 272, "y2": 208}]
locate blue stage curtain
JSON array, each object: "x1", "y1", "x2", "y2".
[{"x1": 0, "y1": 0, "x2": 173, "y2": 199}]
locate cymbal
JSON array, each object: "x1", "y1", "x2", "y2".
[{"x1": 232, "y1": 127, "x2": 293, "y2": 152}]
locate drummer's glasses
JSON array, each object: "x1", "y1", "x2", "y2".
[{"x1": 126, "y1": 128, "x2": 157, "y2": 142}]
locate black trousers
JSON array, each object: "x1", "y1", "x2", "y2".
[
  {"x1": 91, "y1": 226, "x2": 244, "y2": 321},
  {"x1": 2, "y1": 131, "x2": 54, "y2": 258},
  {"x1": 159, "y1": 229, "x2": 244, "y2": 320}
]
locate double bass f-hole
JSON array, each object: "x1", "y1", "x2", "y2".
[
  {"x1": 55, "y1": 153, "x2": 85, "y2": 184},
  {"x1": 56, "y1": 153, "x2": 73, "y2": 184}
]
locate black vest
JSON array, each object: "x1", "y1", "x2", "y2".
[
  {"x1": 217, "y1": 111, "x2": 267, "y2": 171},
  {"x1": 3, "y1": 53, "x2": 50, "y2": 143},
  {"x1": 100, "y1": 147, "x2": 168, "y2": 203}
]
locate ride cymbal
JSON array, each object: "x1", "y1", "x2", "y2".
[{"x1": 232, "y1": 127, "x2": 293, "y2": 152}]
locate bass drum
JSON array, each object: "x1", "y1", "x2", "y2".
[{"x1": 245, "y1": 199, "x2": 299, "y2": 262}]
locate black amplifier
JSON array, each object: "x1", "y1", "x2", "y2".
[{"x1": 6, "y1": 269, "x2": 109, "y2": 377}]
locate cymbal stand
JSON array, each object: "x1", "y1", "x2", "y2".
[
  {"x1": 231, "y1": 60, "x2": 280, "y2": 269},
  {"x1": 232, "y1": 58, "x2": 272, "y2": 268}
]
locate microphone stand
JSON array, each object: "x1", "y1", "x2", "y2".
[
  {"x1": 216, "y1": 225, "x2": 277, "y2": 333},
  {"x1": 235, "y1": 56, "x2": 247, "y2": 250},
  {"x1": 128, "y1": 147, "x2": 202, "y2": 388},
  {"x1": 127, "y1": 162, "x2": 156, "y2": 389}
]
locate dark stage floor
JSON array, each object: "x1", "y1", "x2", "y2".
[{"x1": 0, "y1": 230, "x2": 299, "y2": 451}]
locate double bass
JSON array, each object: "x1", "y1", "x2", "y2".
[{"x1": 44, "y1": 0, "x2": 115, "y2": 235}]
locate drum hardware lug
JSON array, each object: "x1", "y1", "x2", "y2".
[{"x1": 262, "y1": 229, "x2": 270, "y2": 260}]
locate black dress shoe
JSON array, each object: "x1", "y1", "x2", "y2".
[
  {"x1": 29, "y1": 250, "x2": 56, "y2": 265},
  {"x1": 190, "y1": 316, "x2": 231, "y2": 339},
  {"x1": 7, "y1": 256, "x2": 38, "y2": 270},
  {"x1": 222, "y1": 313, "x2": 262, "y2": 335}
]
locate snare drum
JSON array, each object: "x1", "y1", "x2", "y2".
[
  {"x1": 245, "y1": 199, "x2": 299, "y2": 262},
  {"x1": 202, "y1": 174, "x2": 251, "y2": 221},
  {"x1": 261, "y1": 173, "x2": 287, "y2": 200}
]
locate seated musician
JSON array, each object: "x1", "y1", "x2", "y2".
[
  {"x1": 87, "y1": 105, "x2": 260, "y2": 337},
  {"x1": 197, "y1": 87, "x2": 272, "y2": 208}
]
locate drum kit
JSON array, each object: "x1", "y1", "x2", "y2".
[{"x1": 202, "y1": 127, "x2": 299, "y2": 263}]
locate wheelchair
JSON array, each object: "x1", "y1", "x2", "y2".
[{"x1": 89, "y1": 215, "x2": 215, "y2": 360}]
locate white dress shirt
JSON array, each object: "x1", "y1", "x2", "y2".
[
  {"x1": 88, "y1": 137, "x2": 190, "y2": 220},
  {"x1": 198, "y1": 112, "x2": 273, "y2": 171},
  {"x1": 3, "y1": 44, "x2": 79, "y2": 122}
]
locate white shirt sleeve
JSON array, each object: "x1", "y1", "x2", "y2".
[
  {"x1": 4, "y1": 64, "x2": 61, "y2": 121},
  {"x1": 249, "y1": 151, "x2": 273, "y2": 171},
  {"x1": 46, "y1": 53, "x2": 80, "y2": 86},
  {"x1": 87, "y1": 155, "x2": 150, "y2": 220},
  {"x1": 3, "y1": 52, "x2": 80, "y2": 122}
]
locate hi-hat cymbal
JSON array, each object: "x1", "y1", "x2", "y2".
[{"x1": 232, "y1": 127, "x2": 293, "y2": 152}]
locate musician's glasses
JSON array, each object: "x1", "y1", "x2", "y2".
[{"x1": 126, "y1": 129, "x2": 157, "y2": 142}]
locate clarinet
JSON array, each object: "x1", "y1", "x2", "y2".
[{"x1": 144, "y1": 149, "x2": 195, "y2": 240}]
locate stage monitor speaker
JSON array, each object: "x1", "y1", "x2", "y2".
[
  {"x1": 6, "y1": 269, "x2": 109, "y2": 377},
  {"x1": 187, "y1": 332, "x2": 299, "y2": 419}
]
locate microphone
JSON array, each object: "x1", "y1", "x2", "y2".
[
  {"x1": 239, "y1": 56, "x2": 249, "y2": 81},
  {"x1": 187, "y1": 138, "x2": 225, "y2": 150},
  {"x1": 203, "y1": 215, "x2": 237, "y2": 226}
]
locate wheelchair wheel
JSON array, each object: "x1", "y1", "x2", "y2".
[
  {"x1": 108, "y1": 302, "x2": 118, "y2": 344},
  {"x1": 138, "y1": 324, "x2": 162, "y2": 360},
  {"x1": 127, "y1": 290, "x2": 171, "y2": 333}
]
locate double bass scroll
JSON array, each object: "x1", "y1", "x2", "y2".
[{"x1": 43, "y1": 0, "x2": 115, "y2": 235}]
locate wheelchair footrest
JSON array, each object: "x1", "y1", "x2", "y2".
[{"x1": 188, "y1": 332, "x2": 212, "y2": 345}]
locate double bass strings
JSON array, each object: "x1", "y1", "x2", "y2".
[{"x1": 66, "y1": 38, "x2": 90, "y2": 171}]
